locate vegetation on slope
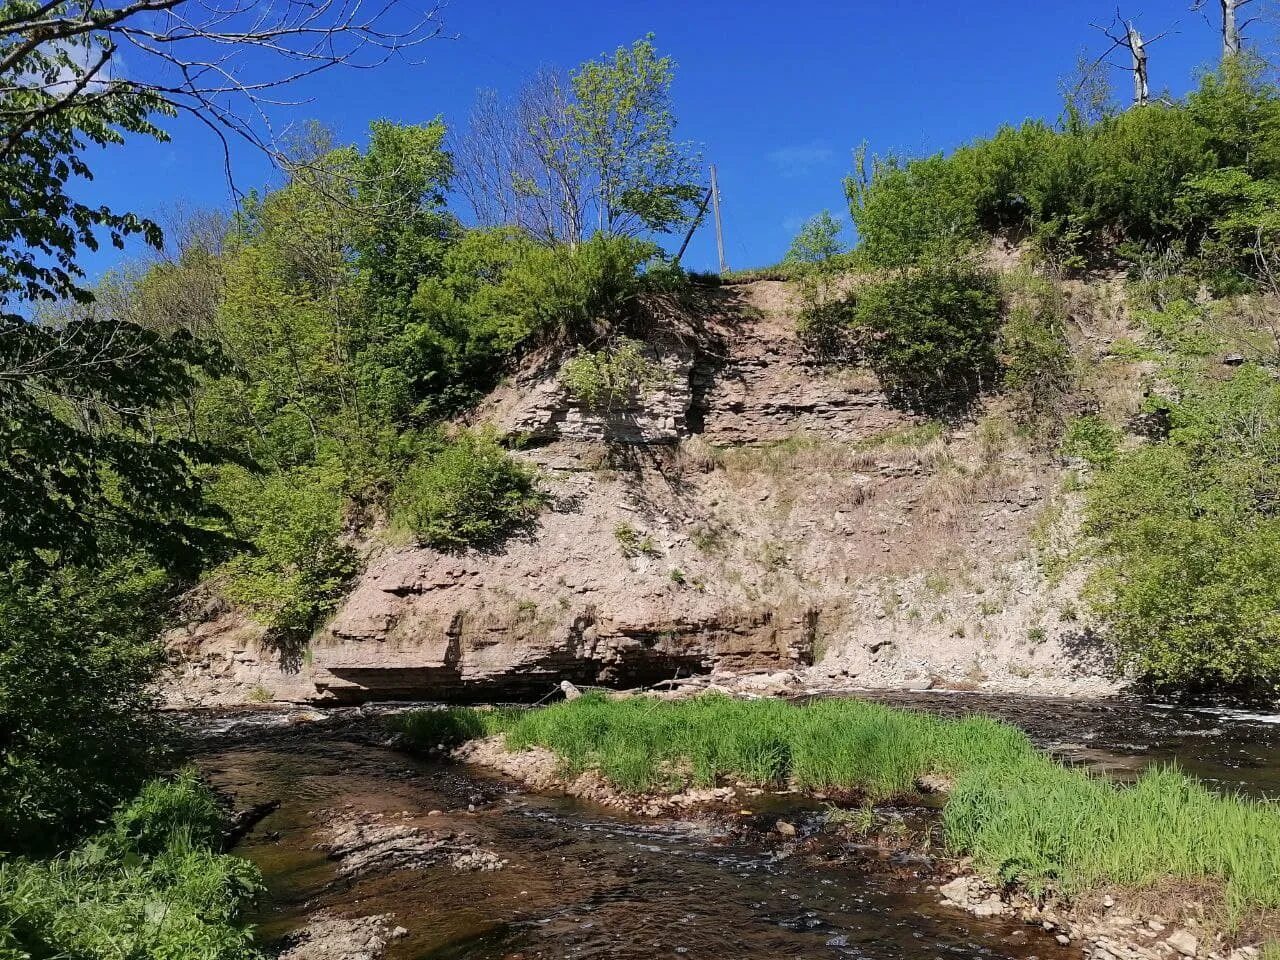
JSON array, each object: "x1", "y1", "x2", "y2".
[
  {"x1": 395, "y1": 695, "x2": 1280, "y2": 936},
  {"x1": 778, "y1": 57, "x2": 1280, "y2": 697},
  {"x1": 1, "y1": 24, "x2": 705, "y2": 956},
  {"x1": 0, "y1": 772, "x2": 264, "y2": 960}
]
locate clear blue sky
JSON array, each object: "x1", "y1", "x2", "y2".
[{"x1": 86, "y1": 0, "x2": 1255, "y2": 277}]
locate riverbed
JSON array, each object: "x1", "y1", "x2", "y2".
[{"x1": 189, "y1": 693, "x2": 1280, "y2": 959}]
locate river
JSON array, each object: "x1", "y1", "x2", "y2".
[{"x1": 189, "y1": 693, "x2": 1280, "y2": 959}]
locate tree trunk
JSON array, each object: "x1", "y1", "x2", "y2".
[
  {"x1": 1222, "y1": 0, "x2": 1242, "y2": 59},
  {"x1": 1128, "y1": 22, "x2": 1150, "y2": 106}
]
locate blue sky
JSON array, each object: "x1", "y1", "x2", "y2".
[{"x1": 85, "y1": 0, "x2": 1257, "y2": 277}]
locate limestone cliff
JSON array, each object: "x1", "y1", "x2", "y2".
[{"x1": 166, "y1": 279, "x2": 1120, "y2": 705}]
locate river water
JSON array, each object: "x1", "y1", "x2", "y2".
[{"x1": 190, "y1": 694, "x2": 1280, "y2": 960}]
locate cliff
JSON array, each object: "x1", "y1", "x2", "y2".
[{"x1": 166, "y1": 277, "x2": 1121, "y2": 705}]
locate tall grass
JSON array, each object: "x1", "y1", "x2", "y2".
[
  {"x1": 394, "y1": 695, "x2": 1280, "y2": 925},
  {"x1": 0, "y1": 770, "x2": 264, "y2": 960}
]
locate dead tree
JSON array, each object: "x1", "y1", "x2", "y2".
[
  {"x1": 1192, "y1": 0, "x2": 1260, "y2": 59},
  {"x1": 1091, "y1": 12, "x2": 1173, "y2": 107},
  {"x1": 452, "y1": 69, "x2": 588, "y2": 246}
]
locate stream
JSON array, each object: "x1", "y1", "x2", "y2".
[{"x1": 189, "y1": 693, "x2": 1280, "y2": 960}]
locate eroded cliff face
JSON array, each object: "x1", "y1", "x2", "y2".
[{"x1": 166, "y1": 280, "x2": 1120, "y2": 706}]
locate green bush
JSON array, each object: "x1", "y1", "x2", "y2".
[
  {"x1": 853, "y1": 264, "x2": 1002, "y2": 414},
  {"x1": 561, "y1": 337, "x2": 661, "y2": 411},
  {"x1": 0, "y1": 563, "x2": 171, "y2": 856},
  {"x1": 1061, "y1": 414, "x2": 1121, "y2": 468},
  {"x1": 848, "y1": 66, "x2": 1280, "y2": 274},
  {"x1": 0, "y1": 774, "x2": 263, "y2": 960},
  {"x1": 1000, "y1": 273, "x2": 1074, "y2": 428},
  {"x1": 1084, "y1": 367, "x2": 1280, "y2": 694},
  {"x1": 393, "y1": 430, "x2": 545, "y2": 552},
  {"x1": 216, "y1": 463, "x2": 357, "y2": 637}
]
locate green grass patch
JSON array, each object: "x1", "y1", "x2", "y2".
[
  {"x1": 0, "y1": 770, "x2": 264, "y2": 959},
  {"x1": 394, "y1": 695, "x2": 1280, "y2": 927}
]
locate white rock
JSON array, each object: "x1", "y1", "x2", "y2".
[{"x1": 1167, "y1": 931, "x2": 1198, "y2": 957}]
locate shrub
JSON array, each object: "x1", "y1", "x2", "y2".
[
  {"x1": 613, "y1": 522, "x2": 659, "y2": 558},
  {"x1": 106, "y1": 770, "x2": 225, "y2": 858},
  {"x1": 0, "y1": 562, "x2": 171, "y2": 856},
  {"x1": 1000, "y1": 273, "x2": 1074, "y2": 428},
  {"x1": 0, "y1": 775, "x2": 263, "y2": 960},
  {"x1": 1061, "y1": 414, "x2": 1121, "y2": 468},
  {"x1": 847, "y1": 150, "x2": 985, "y2": 267},
  {"x1": 216, "y1": 463, "x2": 358, "y2": 637},
  {"x1": 1084, "y1": 367, "x2": 1280, "y2": 694},
  {"x1": 393, "y1": 429, "x2": 545, "y2": 552},
  {"x1": 853, "y1": 264, "x2": 1002, "y2": 415},
  {"x1": 480, "y1": 232, "x2": 660, "y2": 341},
  {"x1": 847, "y1": 67, "x2": 1280, "y2": 274},
  {"x1": 561, "y1": 337, "x2": 661, "y2": 411}
]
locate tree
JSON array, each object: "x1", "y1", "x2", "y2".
[
  {"x1": 1193, "y1": 0, "x2": 1260, "y2": 60},
  {"x1": 570, "y1": 35, "x2": 702, "y2": 236},
  {"x1": 1091, "y1": 13, "x2": 1172, "y2": 108},
  {"x1": 783, "y1": 211, "x2": 846, "y2": 266},
  {"x1": 453, "y1": 70, "x2": 586, "y2": 245},
  {"x1": 455, "y1": 36, "x2": 702, "y2": 243},
  {"x1": 1060, "y1": 51, "x2": 1120, "y2": 126},
  {"x1": 0, "y1": 0, "x2": 445, "y2": 320},
  {"x1": 0, "y1": 309, "x2": 226, "y2": 575}
]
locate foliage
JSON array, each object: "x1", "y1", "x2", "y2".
[
  {"x1": 0, "y1": 562, "x2": 171, "y2": 856},
  {"x1": 0, "y1": 773, "x2": 264, "y2": 960},
  {"x1": 408, "y1": 230, "x2": 661, "y2": 413},
  {"x1": 456, "y1": 36, "x2": 701, "y2": 243},
  {"x1": 397, "y1": 695, "x2": 1280, "y2": 922},
  {"x1": 848, "y1": 65, "x2": 1280, "y2": 277},
  {"x1": 0, "y1": 21, "x2": 168, "y2": 321},
  {"x1": 393, "y1": 430, "x2": 545, "y2": 552},
  {"x1": 1000, "y1": 272, "x2": 1074, "y2": 428},
  {"x1": 567, "y1": 35, "x2": 702, "y2": 236},
  {"x1": 215, "y1": 464, "x2": 357, "y2": 637},
  {"x1": 561, "y1": 337, "x2": 660, "y2": 411},
  {"x1": 0, "y1": 313, "x2": 226, "y2": 576},
  {"x1": 1084, "y1": 367, "x2": 1280, "y2": 694},
  {"x1": 795, "y1": 293, "x2": 859, "y2": 361},
  {"x1": 613, "y1": 523, "x2": 659, "y2": 558},
  {"x1": 1061, "y1": 415, "x2": 1121, "y2": 468},
  {"x1": 783, "y1": 211, "x2": 846, "y2": 266},
  {"x1": 852, "y1": 264, "x2": 1002, "y2": 415},
  {"x1": 847, "y1": 145, "x2": 988, "y2": 267},
  {"x1": 203, "y1": 121, "x2": 457, "y2": 485}
]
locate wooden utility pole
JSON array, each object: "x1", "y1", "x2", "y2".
[
  {"x1": 710, "y1": 164, "x2": 728, "y2": 274},
  {"x1": 672, "y1": 187, "x2": 713, "y2": 267}
]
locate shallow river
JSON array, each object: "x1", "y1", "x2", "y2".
[{"x1": 191, "y1": 694, "x2": 1280, "y2": 960}]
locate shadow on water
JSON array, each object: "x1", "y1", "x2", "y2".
[{"x1": 190, "y1": 692, "x2": 1280, "y2": 959}]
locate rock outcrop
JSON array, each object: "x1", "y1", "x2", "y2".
[{"x1": 166, "y1": 279, "x2": 1121, "y2": 706}]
